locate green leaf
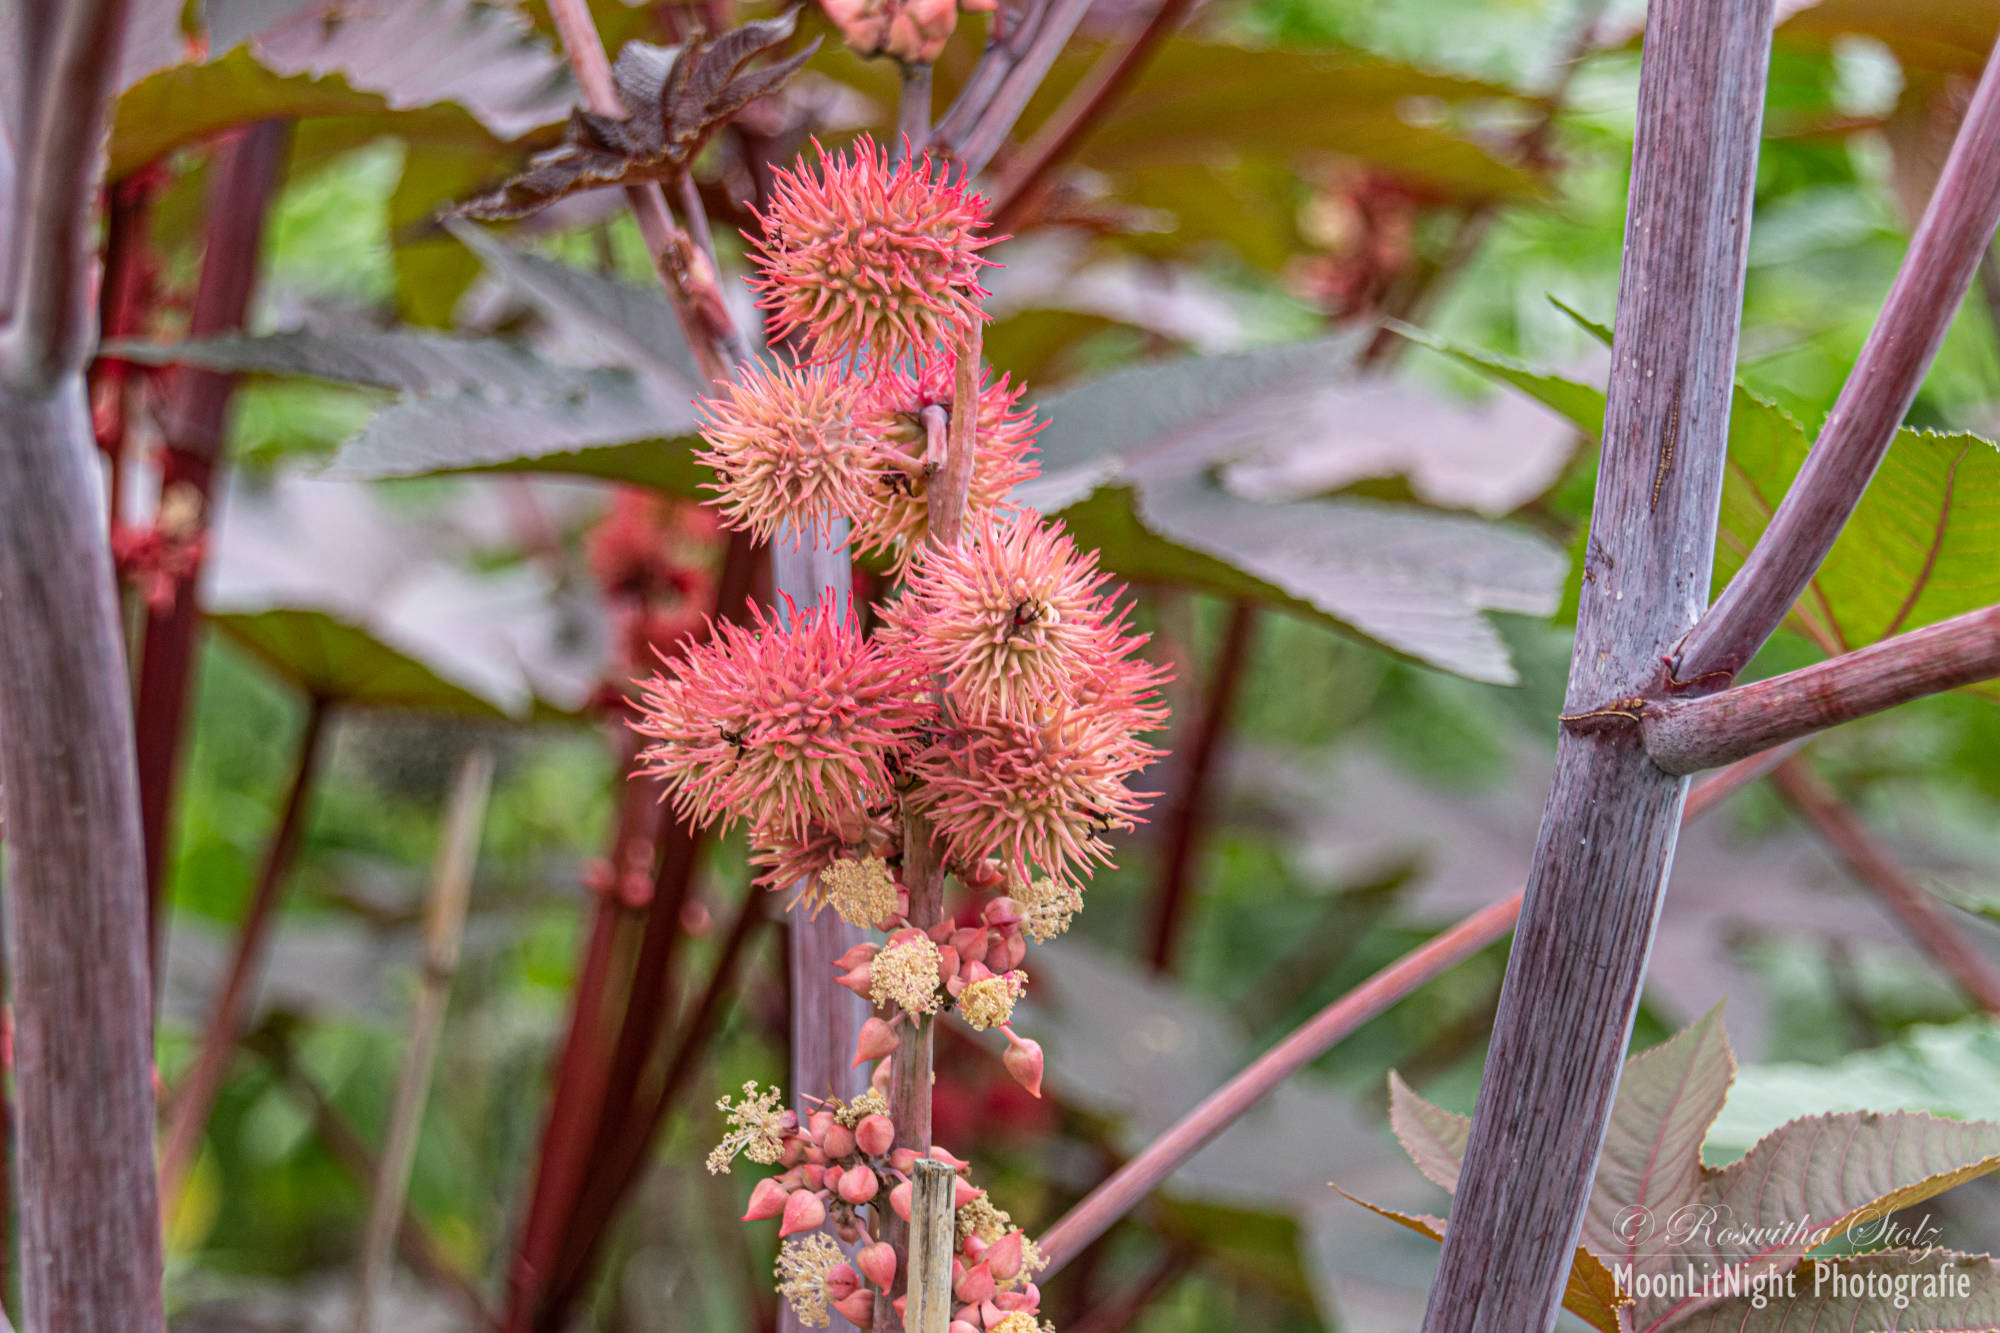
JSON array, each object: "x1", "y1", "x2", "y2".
[
  {"x1": 1386, "y1": 1072, "x2": 1469, "y2": 1194},
  {"x1": 1584, "y1": 1004, "x2": 1736, "y2": 1289},
  {"x1": 1399, "y1": 325, "x2": 2000, "y2": 682},
  {"x1": 210, "y1": 607, "x2": 520, "y2": 716},
  {"x1": 1671, "y1": 1249, "x2": 2000, "y2": 1333},
  {"x1": 1023, "y1": 336, "x2": 1571, "y2": 683}
]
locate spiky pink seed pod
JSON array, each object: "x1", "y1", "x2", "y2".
[
  {"x1": 850, "y1": 358, "x2": 1040, "y2": 570},
  {"x1": 695, "y1": 360, "x2": 874, "y2": 548},
  {"x1": 632, "y1": 595, "x2": 925, "y2": 840},
  {"x1": 1003, "y1": 1030, "x2": 1044, "y2": 1099},
  {"x1": 742, "y1": 1176, "x2": 791, "y2": 1221},
  {"x1": 881, "y1": 512, "x2": 1154, "y2": 724},
  {"x1": 912, "y1": 697, "x2": 1163, "y2": 889},
  {"x1": 780, "y1": 1188, "x2": 828, "y2": 1237},
  {"x1": 858, "y1": 1239, "x2": 898, "y2": 1291},
  {"x1": 855, "y1": 1113, "x2": 896, "y2": 1157},
  {"x1": 838, "y1": 1161, "x2": 880, "y2": 1204},
  {"x1": 854, "y1": 1015, "x2": 901, "y2": 1068},
  {"x1": 832, "y1": 1290, "x2": 876, "y2": 1326},
  {"x1": 749, "y1": 137, "x2": 996, "y2": 368}
]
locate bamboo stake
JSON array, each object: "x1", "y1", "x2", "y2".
[
  {"x1": 350, "y1": 750, "x2": 493, "y2": 1333},
  {"x1": 905, "y1": 1160, "x2": 959, "y2": 1333}
]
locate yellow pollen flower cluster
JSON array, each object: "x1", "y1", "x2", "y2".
[
  {"x1": 831, "y1": 1087, "x2": 888, "y2": 1128},
  {"x1": 989, "y1": 1313, "x2": 1054, "y2": 1333},
  {"x1": 956, "y1": 1195, "x2": 1011, "y2": 1246},
  {"x1": 775, "y1": 1232, "x2": 844, "y2": 1328},
  {"x1": 957, "y1": 970, "x2": 1026, "y2": 1031},
  {"x1": 817, "y1": 856, "x2": 898, "y2": 928},
  {"x1": 1017, "y1": 877, "x2": 1082, "y2": 943},
  {"x1": 870, "y1": 934, "x2": 943, "y2": 1017},
  {"x1": 707, "y1": 1080, "x2": 788, "y2": 1174}
]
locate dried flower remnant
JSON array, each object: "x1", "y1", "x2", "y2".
[
  {"x1": 749, "y1": 136, "x2": 996, "y2": 367},
  {"x1": 632, "y1": 597, "x2": 924, "y2": 839},
  {"x1": 696, "y1": 360, "x2": 874, "y2": 548},
  {"x1": 956, "y1": 970, "x2": 1025, "y2": 1031},
  {"x1": 850, "y1": 358, "x2": 1041, "y2": 567},
  {"x1": 775, "y1": 1232, "x2": 846, "y2": 1328},
  {"x1": 708, "y1": 1081, "x2": 793, "y2": 1173},
  {"x1": 870, "y1": 929, "x2": 945, "y2": 1016}
]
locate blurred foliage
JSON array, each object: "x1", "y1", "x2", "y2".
[{"x1": 102, "y1": 0, "x2": 2000, "y2": 1328}]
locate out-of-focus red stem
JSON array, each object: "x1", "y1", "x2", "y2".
[
  {"x1": 159, "y1": 696, "x2": 328, "y2": 1209},
  {"x1": 1770, "y1": 758, "x2": 2000, "y2": 1014},
  {"x1": 133, "y1": 121, "x2": 290, "y2": 980},
  {"x1": 1146, "y1": 601, "x2": 1256, "y2": 974},
  {"x1": 1037, "y1": 747, "x2": 1774, "y2": 1275}
]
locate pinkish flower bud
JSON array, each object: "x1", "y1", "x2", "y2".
[
  {"x1": 954, "y1": 1260, "x2": 995, "y2": 1304},
  {"x1": 832, "y1": 1290, "x2": 876, "y2": 1326},
  {"x1": 890, "y1": 1148, "x2": 921, "y2": 1173},
  {"x1": 835, "y1": 959, "x2": 875, "y2": 998},
  {"x1": 826, "y1": 1262, "x2": 861, "y2": 1302},
  {"x1": 855, "y1": 1113, "x2": 895, "y2": 1157},
  {"x1": 838, "y1": 1162, "x2": 880, "y2": 1205},
  {"x1": 890, "y1": 1179, "x2": 913, "y2": 1221},
  {"x1": 996, "y1": 932, "x2": 1026, "y2": 971},
  {"x1": 871, "y1": 1057, "x2": 894, "y2": 1096},
  {"x1": 961, "y1": 1233, "x2": 988, "y2": 1264},
  {"x1": 1003, "y1": 1030, "x2": 1043, "y2": 1098},
  {"x1": 929, "y1": 1144, "x2": 971, "y2": 1171},
  {"x1": 986, "y1": 1229, "x2": 1024, "y2": 1282},
  {"x1": 835, "y1": 942, "x2": 881, "y2": 971},
  {"x1": 951, "y1": 925, "x2": 989, "y2": 967},
  {"x1": 936, "y1": 943, "x2": 961, "y2": 983},
  {"x1": 779, "y1": 1189, "x2": 827, "y2": 1237},
  {"x1": 858, "y1": 1239, "x2": 898, "y2": 1291},
  {"x1": 984, "y1": 898, "x2": 1022, "y2": 930},
  {"x1": 952, "y1": 1177, "x2": 984, "y2": 1210},
  {"x1": 822, "y1": 1121, "x2": 856, "y2": 1160},
  {"x1": 854, "y1": 1015, "x2": 900, "y2": 1068},
  {"x1": 837, "y1": 1214, "x2": 866, "y2": 1244},
  {"x1": 950, "y1": 1323, "x2": 980, "y2": 1333},
  {"x1": 742, "y1": 1177, "x2": 790, "y2": 1222}
]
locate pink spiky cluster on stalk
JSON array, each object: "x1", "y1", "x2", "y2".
[
  {"x1": 641, "y1": 135, "x2": 1167, "y2": 1333},
  {"x1": 749, "y1": 136, "x2": 996, "y2": 368},
  {"x1": 851, "y1": 358, "x2": 1041, "y2": 569}
]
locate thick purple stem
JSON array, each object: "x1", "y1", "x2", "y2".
[
  {"x1": 1673, "y1": 34, "x2": 2000, "y2": 687},
  {"x1": 1418, "y1": 4, "x2": 1772, "y2": 1330}
]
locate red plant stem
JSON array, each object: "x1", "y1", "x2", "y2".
[
  {"x1": 1642, "y1": 603, "x2": 2000, "y2": 775},
  {"x1": 931, "y1": 0, "x2": 1053, "y2": 154},
  {"x1": 943, "y1": 0, "x2": 1100, "y2": 174},
  {"x1": 158, "y1": 696, "x2": 330, "y2": 1207},
  {"x1": 91, "y1": 173, "x2": 158, "y2": 528},
  {"x1": 1769, "y1": 758, "x2": 2000, "y2": 1014},
  {"x1": 988, "y1": 0, "x2": 1192, "y2": 228},
  {"x1": 133, "y1": 120, "x2": 290, "y2": 977},
  {"x1": 1419, "y1": 2, "x2": 1773, "y2": 1325},
  {"x1": 246, "y1": 1026, "x2": 496, "y2": 1329},
  {"x1": 1145, "y1": 601, "x2": 1256, "y2": 974},
  {"x1": 538, "y1": 889, "x2": 770, "y2": 1324},
  {"x1": 0, "y1": 8, "x2": 168, "y2": 1324},
  {"x1": 1037, "y1": 749, "x2": 1769, "y2": 1278},
  {"x1": 504, "y1": 738, "x2": 657, "y2": 1331},
  {"x1": 1675, "y1": 34, "x2": 2000, "y2": 688},
  {"x1": 900, "y1": 61, "x2": 935, "y2": 152}
]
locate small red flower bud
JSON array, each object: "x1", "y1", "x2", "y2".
[
  {"x1": 808, "y1": 1109, "x2": 836, "y2": 1140},
  {"x1": 936, "y1": 943, "x2": 961, "y2": 982},
  {"x1": 822, "y1": 1121, "x2": 856, "y2": 1159},
  {"x1": 952, "y1": 1177, "x2": 984, "y2": 1210},
  {"x1": 826, "y1": 1261, "x2": 861, "y2": 1302},
  {"x1": 986, "y1": 1230, "x2": 1024, "y2": 1282},
  {"x1": 996, "y1": 932, "x2": 1027, "y2": 971},
  {"x1": 832, "y1": 1290, "x2": 876, "y2": 1326},
  {"x1": 983, "y1": 898, "x2": 1022, "y2": 930},
  {"x1": 929, "y1": 1144, "x2": 971, "y2": 1171},
  {"x1": 854, "y1": 1015, "x2": 900, "y2": 1068},
  {"x1": 742, "y1": 1177, "x2": 790, "y2": 1222},
  {"x1": 954, "y1": 1260, "x2": 995, "y2": 1304},
  {"x1": 1003, "y1": 1030, "x2": 1044, "y2": 1099},
  {"x1": 835, "y1": 960, "x2": 875, "y2": 999},
  {"x1": 858, "y1": 1240, "x2": 898, "y2": 1291},
  {"x1": 890, "y1": 1179, "x2": 913, "y2": 1221},
  {"x1": 779, "y1": 1188, "x2": 827, "y2": 1237},
  {"x1": 890, "y1": 1148, "x2": 921, "y2": 1173},
  {"x1": 855, "y1": 1113, "x2": 895, "y2": 1157},
  {"x1": 835, "y1": 943, "x2": 881, "y2": 971},
  {"x1": 952, "y1": 926, "x2": 989, "y2": 967},
  {"x1": 838, "y1": 1162, "x2": 880, "y2": 1205}
]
